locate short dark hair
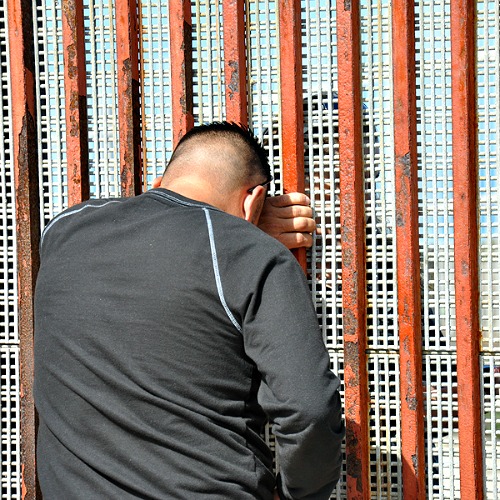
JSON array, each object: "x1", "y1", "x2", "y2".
[{"x1": 171, "y1": 121, "x2": 271, "y2": 183}]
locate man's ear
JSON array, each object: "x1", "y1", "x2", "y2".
[
  {"x1": 243, "y1": 185, "x2": 267, "y2": 225},
  {"x1": 152, "y1": 176, "x2": 163, "y2": 189}
]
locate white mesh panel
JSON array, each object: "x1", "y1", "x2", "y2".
[
  {"x1": 368, "y1": 355, "x2": 402, "y2": 499},
  {"x1": 0, "y1": 347, "x2": 20, "y2": 499},
  {"x1": 0, "y1": 2, "x2": 16, "y2": 346},
  {"x1": 35, "y1": 0, "x2": 67, "y2": 226},
  {"x1": 478, "y1": 0, "x2": 500, "y2": 354},
  {"x1": 0, "y1": 345, "x2": 21, "y2": 500},
  {"x1": 415, "y1": 0, "x2": 454, "y2": 353},
  {"x1": 360, "y1": 1, "x2": 397, "y2": 351},
  {"x1": 482, "y1": 355, "x2": 500, "y2": 499},
  {"x1": 140, "y1": 2, "x2": 173, "y2": 188},
  {"x1": 0, "y1": 2, "x2": 20, "y2": 496},
  {"x1": 1, "y1": 1, "x2": 497, "y2": 497},
  {"x1": 247, "y1": 0, "x2": 281, "y2": 195},
  {"x1": 424, "y1": 354, "x2": 460, "y2": 498},
  {"x1": 478, "y1": 4, "x2": 500, "y2": 479},
  {"x1": 85, "y1": 0, "x2": 120, "y2": 198},
  {"x1": 192, "y1": 0, "x2": 224, "y2": 124}
]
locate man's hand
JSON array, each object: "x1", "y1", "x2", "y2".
[{"x1": 258, "y1": 193, "x2": 316, "y2": 249}]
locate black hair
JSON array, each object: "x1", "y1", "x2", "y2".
[{"x1": 171, "y1": 121, "x2": 271, "y2": 183}]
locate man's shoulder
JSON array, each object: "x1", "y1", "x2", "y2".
[
  {"x1": 41, "y1": 197, "x2": 125, "y2": 248},
  {"x1": 206, "y1": 208, "x2": 295, "y2": 260}
]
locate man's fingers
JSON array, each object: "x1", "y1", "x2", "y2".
[
  {"x1": 266, "y1": 192, "x2": 311, "y2": 208},
  {"x1": 261, "y1": 203, "x2": 314, "y2": 219},
  {"x1": 259, "y1": 216, "x2": 316, "y2": 234},
  {"x1": 279, "y1": 232, "x2": 314, "y2": 249}
]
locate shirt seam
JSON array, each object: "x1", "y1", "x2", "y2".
[
  {"x1": 40, "y1": 200, "x2": 122, "y2": 250},
  {"x1": 203, "y1": 208, "x2": 242, "y2": 333}
]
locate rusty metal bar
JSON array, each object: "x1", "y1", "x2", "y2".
[
  {"x1": 222, "y1": 0, "x2": 248, "y2": 126},
  {"x1": 7, "y1": 0, "x2": 41, "y2": 497},
  {"x1": 278, "y1": 0, "x2": 306, "y2": 271},
  {"x1": 391, "y1": 0, "x2": 426, "y2": 497},
  {"x1": 451, "y1": 0, "x2": 484, "y2": 498},
  {"x1": 62, "y1": 0, "x2": 90, "y2": 206},
  {"x1": 335, "y1": 0, "x2": 370, "y2": 497},
  {"x1": 116, "y1": 0, "x2": 142, "y2": 196},
  {"x1": 169, "y1": 0, "x2": 194, "y2": 148}
]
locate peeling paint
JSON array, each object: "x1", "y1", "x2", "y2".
[
  {"x1": 406, "y1": 395, "x2": 418, "y2": 411},
  {"x1": 228, "y1": 60, "x2": 240, "y2": 96},
  {"x1": 344, "y1": 339, "x2": 360, "y2": 384},
  {"x1": 398, "y1": 151, "x2": 411, "y2": 177},
  {"x1": 344, "y1": 315, "x2": 359, "y2": 342}
]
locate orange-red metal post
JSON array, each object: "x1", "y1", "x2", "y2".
[
  {"x1": 169, "y1": 0, "x2": 194, "y2": 148},
  {"x1": 391, "y1": 0, "x2": 426, "y2": 497},
  {"x1": 451, "y1": 1, "x2": 483, "y2": 498},
  {"x1": 62, "y1": 0, "x2": 90, "y2": 206},
  {"x1": 278, "y1": 0, "x2": 306, "y2": 271},
  {"x1": 222, "y1": 0, "x2": 248, "y2": 126},
  {"x1": 116, "y1": 0, "x2": 142, "y2": 196},
  {"x1": 7, "y1": 0, "x2": 41, "y2": 497},
  {"x1": 335, "y1": 0, "x2": 370, "y2": 497}
]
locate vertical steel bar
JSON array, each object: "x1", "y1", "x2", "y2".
[
  {"x1": 335, "y1": 0, "x2": 370, "y2": 497},
  {"x1": 169, "y1": 0, "x2": 194, "y2": 148},
  {"x1": 62, "y1": 0, "x2": 90, "y2": 206},
  {"x1": 451, "y1": 0, "x2": 484, "y2": 498},
  {"x1": 391, "y1": 0, "x2": 426, "y2": 497},
  {"x1": 116, "y1": 0, "x2": 142, "y2": 196},
  {"x1": 278, "y1": 0, "x2": 306, "y2": 271},
  {"x1": 222, "y1": 0, "x2": 248, "y2": 126},
  {"x1": 7, "y1": 0, "x2": 41, "y2": 497}
]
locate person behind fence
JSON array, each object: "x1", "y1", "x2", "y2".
[{"x1": 34, "y1": 121, "x2": 345, "y2": 500}]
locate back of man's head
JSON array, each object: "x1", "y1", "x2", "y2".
[
  {"x1": 156, "y1": 122, "x2": 271, "y2": 221},
  {"x1": 164, "y1": 122, "x2": 271, "y2": 194}
]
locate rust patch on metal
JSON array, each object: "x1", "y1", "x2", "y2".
[
  {"x1": 406, "y1": 394, "x2": 417, "y2": 411},
  {"x1": 228, "y1": 60, "x2": 240, "y2": 98},
  {"x1": 66, "y1": 43, "x2": 78, "y2": 79},
  {"x1": 402, "y1": 336, "x2": 410, "y2": 354},
  {"x1": 344, "y1": 339, "x2": 360, "y2": 381},
  {"x1": 398, "y1": 151, "x2": 411, "y2": 176},
  {"x1": 62, "y1": 0, "x2": 77, "y2": 34},
  {"x1": 344, "y1": 314, "x2": 359, "y2": 342}
]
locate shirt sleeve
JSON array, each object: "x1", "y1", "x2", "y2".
[{"x1": 241, "y1": 250, "x2": 345, "y2": 500}]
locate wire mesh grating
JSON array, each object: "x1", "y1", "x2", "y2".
[
  {"x1": 1, "y1": 0, "x2": 499, "y2": 497},
  {"x1": 0, "y1": 347, "x2": 20, "y2": 499}
]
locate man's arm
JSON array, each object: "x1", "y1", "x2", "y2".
[
  {"x1": 258, "y1": 193, "x2": 316, "y2": 249},
  {"x1": 242, "y1": 251, "x2": 345, "y2": 499}
]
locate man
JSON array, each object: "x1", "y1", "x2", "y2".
[{"x1": 34, "y1": 122, "x2": 344, "y2": 499}]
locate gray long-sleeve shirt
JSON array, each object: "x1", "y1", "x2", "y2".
[{"x1": 34, "y1": 188, "x2": 344, "y2": 499}]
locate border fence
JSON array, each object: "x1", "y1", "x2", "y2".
[{"x1": 1, "y1": 0, "x2": 499, "y2": 498}]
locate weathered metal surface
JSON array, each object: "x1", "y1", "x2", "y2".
[
  {"x1": 451, "y1": 0, "x2": 484, "y2": 498},
  {"x1": 391, "y1": 0, "x2": 426, "y2": 497},
  {"x1": 169, "y1": 0, "x2": 194, "y2": 148},
  {"x1": 335, "y1": 0, "x2": 370, "y2": 497},
  {"x1": 222, "y1": 0, "x2": 247, "y2": 126},
  {"x1": 62, "y1": 0, "x2": 90, "y2": 206},
  {"x1": 116, "y1": 0, "x2": 142, "y2": 197},
  {"x1": 7, "y1": 0, "x2": 41, "y2": 497},
  {"x1": 278, "y1": 0, "x2": 306, "y2": 271}
]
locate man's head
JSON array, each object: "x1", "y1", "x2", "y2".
[{"x1": 154, "y1": 122, "x2": 271, "y2": 223}]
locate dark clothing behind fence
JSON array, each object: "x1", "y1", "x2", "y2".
[{"x1": 34, "y1": 188, "x2": 344, "y2": 499}]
